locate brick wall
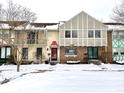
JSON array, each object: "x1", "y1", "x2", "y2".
[
  {"x1": 60, "y1": 46, "x2": 109, "y2": 64},
  {"x1": 60, "y1": 46, "x2": 88, "y2": 64},
  {"x1": 107, "y1": 31, "x2": 112, "y2": 63}
]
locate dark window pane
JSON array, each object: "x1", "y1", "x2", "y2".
[
  {"x1": 22, "y1": 48, "x2": 28, "y2": 59},
  {"x1": 72, "y1": 30, "x2": 77, "y2": 38},
  {"x1": 36, "y1": 48, "x2": 42, "y2": 59},
  {"x1": 65, "y1": 30, "x2": 71, "y2": 38},
  {"x1": 114, "y1": 52, "x2": 118, "y2": 55},
  {"x1": 95, "y1": 30, "x2": 101, "y2": 38},
  {"x1": 88, "y1": 30, "x2": 94, "y2": 38},
  {"x1": 121, "y1": 52, "x2": 124, "y2": 55},
  {"x1": 27, "y1": 32, "x2": 36, "y2": 44}
]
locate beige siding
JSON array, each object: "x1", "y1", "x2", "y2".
[
  {"x1": 83, "y1": 13, "x2": 88, "y2": 29},
  {"x1": 47, "y1": 31, "x2": 59, "y2": 46},
  {"x1": 59, "y1": 10, "x2": 108, "y2": 47},
  {"x1": 95, "y1": 20, "x2": 102, "y2": 29},
  {"x1": 79, "y1": 13, "x2": 83, "y2": 29},
  {"x1": 72, "y1": 17, "x2": 77, "y2": 29},
  {"x1": 88, "y1": 39, "x2": 94, "y2": 46},
  {"x1": 60, "y1": 30, "x2": 64, "y2": 38},
  {"x1": 65, "y1": 20, "x2": 71, "y2": 29},
  {"x1": 88, "y1": 16, "x2": 94, "y2": 29},
  {"x1": 17, "y1": 30, "x2": 59, "y2": 62}
]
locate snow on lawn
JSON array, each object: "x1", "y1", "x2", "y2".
[{"x1": 0, "y1": 64, "x2": 124, "y2": 93}]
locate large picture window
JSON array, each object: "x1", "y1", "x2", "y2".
[
  {"x1": 72, "y1": 30, "x2": 77, "y2": 38},
  {"x1": 65, "y1": 48, "x2": 77, "y2": 55},
  {"x1": 88, "y1": 30, "x2": 94, "y2": 38},
  {"x1": 95, "y1": 30, "x2": 101, "y2": 38},
  {"x1": 65, "y1": 30, "x2": 71, "y2": 38}
]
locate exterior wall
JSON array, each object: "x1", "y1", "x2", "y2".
[
  {"x1": 47, "y1": 30, "x2": 59, "y2": 61},
  {"x1": 16, "y1": 30, "x2": 47, "y2": 63},
  {"x1": 17, "y1": 45, "x2": 46, "y2": 62},
  {"x1": 16, "y1": 29, "x2": 59, "y2": 63},
  {"x1": 107, "y1": 31, "x2": 112, "y2": 63},
  {"x1": 16, "y1": 31, "x2": 47, "y2": 45},
  {"x1": 59, "y1": 11, "x2": 112, "y2": 64},
  {"x1": 0, "y1": 29, "x2": 16, "y2": 45},
  {"x1": 60, "y1": 46, "x2": 107, "y2": 64},
  {"x1": 59, "y1": 11, "x2": 108, "y2": 47},
  {"x1": 112, "y1": 30, "x2": 124, "y2": 62},
  {"x1": 60, "y1": 46, "x2": 87, "y2": 64}
]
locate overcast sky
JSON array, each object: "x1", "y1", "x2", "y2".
[{"x1": 0, "y1": 0, "x2": 119, "y2": 22}]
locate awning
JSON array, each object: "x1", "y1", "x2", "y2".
[{"x1": 51, "y1": 41, "x2": 58, "y2": 48}]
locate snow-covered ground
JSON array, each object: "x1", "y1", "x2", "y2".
[{"x1": 0, "y1": 64, "x2": 124, "y2": 93}]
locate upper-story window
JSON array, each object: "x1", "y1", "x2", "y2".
[
  {"x1": 27, "y1": 32, "x2": 38, "y2": 44},
  {"x1": 95, "y1": 30, "x2": 101, "y2": 38},
  {"x1": 65, "y1": 30, "x2": 71, "y2": 38},
  {"x1": 72, "y1": 30, "x2": 77, "y2": 38},
  {"x1": 88, "y1": 30, "x2": 94, "y2": 38}
]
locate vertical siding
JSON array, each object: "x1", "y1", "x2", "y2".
[{"x1": 59, "y1": 11, "x2": 108, "y2": 47}]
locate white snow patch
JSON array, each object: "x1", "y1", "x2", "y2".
[{"x1": 0, "y1": 64, "x2": 124, "y2": 93}]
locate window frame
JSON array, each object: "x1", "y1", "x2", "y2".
[
  {"x1": 65, "y1": 30, "x2": 71, "y2": 38},
  {"x1": 65, "y1": 47, "x2": 77, "y2": 55},
  {"x1": 95, "y1": 30, "x2": 101, "y2": 38},
  {"x1": 72, "y1": 30, "x2": 77, "y2": 38},
  {"x1": 88, "y1": 30, "x2": 94, "y2": 38},
  {"x1": 22, "y1": 48, "x2": 28, "y2": 59},
  {"x1": 27, "y1": 32, "x2": 36, "y2": 44}
]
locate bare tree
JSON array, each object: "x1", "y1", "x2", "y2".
[
  {"x1": 0, "y1": 0, "x2": 37, "y2": 72},
  {"x1": 112, "y1": 0, "x2": 124, "y2": 22}
]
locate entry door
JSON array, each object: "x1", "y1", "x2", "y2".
[
  {"x1": 51, "y1": 48, "x2": 57, "y2": 61},
  {"x1": 36, "y1": 48, "x2": 42, "y2": 59},
  {"x1": 88, "y1": 47, "x2": 98, "y2": 59}
]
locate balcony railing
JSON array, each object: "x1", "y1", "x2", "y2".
[{"x1": 16, "y1": 38, "x2": 47, "y2": 45}]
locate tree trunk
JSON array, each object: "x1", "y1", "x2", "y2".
[{"x1": 17, "y1": 63, "x2": 20, "y2": 72}]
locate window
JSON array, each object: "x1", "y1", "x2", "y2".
[
  {"x1": 88, "y1": 30, "x2": 94, "y2": 38},
  {"x1": 27, "y1": 32, "x2": 37, "y2": 44},
  {"x1": 121, "y1": 52, "x2": 124, "y2": 55},
  {"x1": 65, "y1": 48, "x2": 77, "y2": 55},
  {"x1": 6, "y1": 47, "x2": 11, "y2": 58},
  {"x1": 0, "y1": 47, "x2": 11, "y2": 59},
  {"x1": 114, "y1": 52, "x2": 118, "y2": 55},
  {"x1": 22, "y1": 48, "x2": 28, "y2": 59},
  {"x1": 36, "y1": 48, "x2": 42, "y2": 59},
  {"x1": 65, "y1": 30, "x2": 71, "y2": 38},
  {"x1": 1, "y1": 47, "x2": 5, "y2": 58},
  {"x1": 95, "y1": 30, "x2": 101, "y2": 38},
  {"x1": 72, "y1": 30, "x2": 77, "y2": 38}
]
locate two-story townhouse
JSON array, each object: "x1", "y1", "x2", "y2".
[
  {"x1": 15, "y1": 23, "x2": 59, "y2": 64},
  {"x1": 59, "y1": 11, "x2": 112, "y2": 64},
  {"x1": 0, "y1": 21, "x2": 59, "y2": 64}
]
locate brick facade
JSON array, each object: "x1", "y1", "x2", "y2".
[{"x1": 60, "y1": 46, "x2": 111, "y2": 64}]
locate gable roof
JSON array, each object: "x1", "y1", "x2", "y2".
[{"x1": 60, "y1": 10, "x2": 108, "y2": 29}]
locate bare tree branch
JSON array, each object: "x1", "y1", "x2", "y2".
[
  {"x1": 0, "y1": 0, "x2": 37, "y2": 72},
  {"x1": 112, "y1": 0, "x2": 124, "y2": 22}
]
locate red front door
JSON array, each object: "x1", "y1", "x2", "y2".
[{"x1": 51, "y1": 48, "x2": 57, "y2": 61}]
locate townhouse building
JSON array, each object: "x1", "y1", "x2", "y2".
[
  {"x1": 0, "y1": 10, "x2": 113, "y2": 64},
  {"x1": 59, "y1": 11, "x2": 112, "y2": 64}
]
